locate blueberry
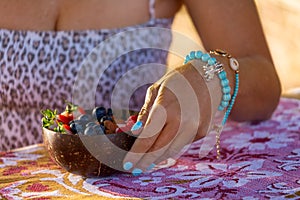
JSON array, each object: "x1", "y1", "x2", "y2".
[
  {"x1": 69, "y1": 119, "x2": 82, "y2": 125},
  {"x1": 78, "y1": 114, "x2": 92, "y2": 125},
  {"x1": 93, "y1": 124, "x2": 105, "y2": 135},
  {"x1": 84, "y1": 126, "x2": 96, "y2": 136},
  {"x1": 69, "y1": 121, "x2": 84, "y2": 134},
  {"x1": 92, "y1": 107, "x2": 107, "y2": 122},
  {"x1": 99, "y1": 116, "x2": 109, "y2": 125},
  {"x1": 107, "y1": 108, "x2": 113, "y2": 117},
  {"x1": 85, "y1": 122, "x2": 97, "y2": 128}
]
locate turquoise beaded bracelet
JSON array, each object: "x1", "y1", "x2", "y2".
[
  {"x1": 209, "y1": 49, "x2": 240, "y2": 126},
  {"x1": 184, "y1": 50, "x2": 240, "y2": 159},
  {"x1": 184, "y1": 50, "x2": 232, "y2": 113}
]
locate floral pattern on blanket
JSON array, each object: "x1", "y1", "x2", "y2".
[{"x1": 0, "y1": 98, "x2": 299, "y2": 199}]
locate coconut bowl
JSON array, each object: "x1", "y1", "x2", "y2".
[{"x1": 42, "y1": 127, "x2": 136, "y2": 177}]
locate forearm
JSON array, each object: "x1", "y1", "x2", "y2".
[
  {"x1": 220, "y1": 55, "x2": 281, "y2": 122},
  {"x1": 183, "y1": 0, "x2": 281, "y2": 121}
]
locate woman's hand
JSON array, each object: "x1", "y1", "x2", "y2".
[{"x1": 122, "y1": 63, "x2": 215, "y2": 175}]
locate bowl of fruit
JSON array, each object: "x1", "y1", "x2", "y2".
[{"x1": 41, "y1": 103, "x2": 138, "y2": 177}]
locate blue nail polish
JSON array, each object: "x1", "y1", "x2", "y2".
[
  {"x1": 146, "y1": 163, "x2": 156, "y2": 171},
  {"x1": 123, "y1": 162, "x2": 133, "y2": 171},
  {"x1": 132, "y1": 168, "x2": 143, "y2": 176},
  {"x1": 131, "y1": 121, "x2": 143, "y2": 131}
]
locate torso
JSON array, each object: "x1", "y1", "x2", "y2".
[
  {"x1": 0, "y1": 0, "x2": 182, "y2": 31},
  {"x1": 0, "y1": 0, "x2": 181, "y2": 151}
]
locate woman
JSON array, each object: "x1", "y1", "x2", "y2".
[
  {"x1": 0, "y1": 0, "x2": 176, "y2": 150},
  {"x1": 0, "y1": 0, "x2": 281, "y2": 174}
]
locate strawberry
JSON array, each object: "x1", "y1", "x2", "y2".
[
  {"x1": 62, "y1": 124, "x2": 73, "y2": 134},
  {"x1": 62, "y1": 124, "x2": 71, "y2": 131},
  {"x1": 116, "y1": 115, "x2": 138, "y2": 133},
  {"x1": 126, "y1": 115, "x2": 138, "y2": 127},
  {"x1": 57, "y1": 111, "x2": 74, "y2": 124},
  {"x1": 63, "y1": 102, "x2": 85, "y2": 119}
]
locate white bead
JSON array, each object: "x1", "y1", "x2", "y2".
[{"x1": 229, "y1": 57, "x2": 239, "y2": 71}]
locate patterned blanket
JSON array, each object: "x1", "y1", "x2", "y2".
[{"x1": 0, "y1": 98, "x2": 299, "y2": 199}]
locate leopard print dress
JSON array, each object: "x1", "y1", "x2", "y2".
[{"x1": 0, "y1": 0, "x2": 173, "y2": 151}]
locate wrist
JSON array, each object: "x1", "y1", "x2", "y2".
[
  {"x1": 208, "y1": 55, "x2": 236, "y2": 100},
  {"x1": 189, "y1": 59, "x2": 223, "y2": 114},
  {"x1": 184, "y1": 50, "x2": 240, "y2": 125}
]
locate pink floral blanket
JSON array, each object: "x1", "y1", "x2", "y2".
[{"x1": 0, "y1": 98, "x2": 299, "y2": 199}]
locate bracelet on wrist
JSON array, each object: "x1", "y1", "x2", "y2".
[
  {"x1": 184, "y1": 49, "x2": 240, "y2": 159},
  {"x1": 209, "y1": 49, "x2": 240, "y2": 125},
  {"x1": 184, "y1": 51, "x2": 231, "y2": 112}
]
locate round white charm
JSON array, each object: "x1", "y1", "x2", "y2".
[{"x1": 229, "y1": 57, "x2": 239, "y2": 71}]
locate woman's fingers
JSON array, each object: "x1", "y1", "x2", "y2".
[
  {"x1": 133, "y1": 98, "x2": 202, "y2": 171},
  {"x1": 123, "y1": 103, "x2": 168, "y2": 174},
  {"x1": 124, "y1": 68, "x2": 205, "y2": 175},
  {"x1": 132, "y1": 120, "x2": 182, "y2": 172},
  {"x1": 131, "y1": 70, "x2": 177, "y2": 134},
  {"x1": 144, "y1": 121, "x2": 200, "y2": 170},
  {"x1": 124, "y1": 115, "x2": 198, "y2": 175},
  {"x1": 130, "y1": 84, "x2": 160, "y2": 135}
]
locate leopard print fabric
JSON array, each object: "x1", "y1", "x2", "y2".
[{"x1": 0, "y1": 3, "x2": 173, "y2": 151}]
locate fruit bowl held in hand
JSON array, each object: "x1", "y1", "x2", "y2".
[{"x1": 41, "y1": 104, "x2": 137, "y2": 177}]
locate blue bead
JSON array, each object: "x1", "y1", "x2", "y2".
[
  {"x1": 185, "y1": 55, "x2": 190, "y2": 62},
  {"x1": 208, "y1": 57, "x2": 217, "y2": 65},
  {"x1": 218, "y1": 71, "x2": 227, "y2": 80},
  {"x1": 222, "y1": 119, "x2": 227, "y2": 126},
  {"x1": 195, "y1": 51, "x2": 203, "y2": 59},
  {"x1": 218, "y1": 105, "x2": 224, "y2": 111},
  {"x1": 221, "y1": 79, "x2": 229, "y2": 86},
  {"x1": 223, "y1": 86, "x2": 231, "y2": 93},
  {"x1": 223, "y1": 94, "x2": 231, "y2": 101},
  {"x1": 189, "y1": 51, "x2": 196, "y2": 59},
  {"x1": 201, "y1": 53, "x2": 210, "y2": 62},
  {"x1": 221, "y1": 101, "x2": 229, "y2": 107}
]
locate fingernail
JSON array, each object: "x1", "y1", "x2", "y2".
[
  {"x1": 123, "y1": 162, "x2": 133, "y2": 171},
  {"x1": 146, "y1": 163, "x2": 156, "y2": 171},
  {"x1": 132, "y1": 168, "x2": 143, "y2": 176},
  {"x1": 131, "y1": 121, "x2": 143, "y2": 131}
]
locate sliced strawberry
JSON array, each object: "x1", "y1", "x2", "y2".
[
  {"x1": 63, "y1": 124, "x2": 73, "y2": 134},
  {"x1": 126, "y1": 115, "x2": 138, "y2": 127},
  {"x1": 128, "y1": 115, "x2": 138, "y2": 123},
  {"x1": 57, "y1": 111, "x2": 74, "y2": 124},
  {"x1": 63, "y1": 124, "x2": 71, "y2": 131}
]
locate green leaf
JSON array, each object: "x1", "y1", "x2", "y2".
[
  {"x1": 41, "y1": 109, "x2": 59, "y2": 131},
  {"x1": 65, "y1": 101, "x2": 78, "y2": 113}
]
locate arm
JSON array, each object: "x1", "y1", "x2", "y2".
[
  {"x1": 184, "y1": 0, "x2": 281, "y2": 121},
  {"x1": 122, "y1": 0, "x2": 282, "y2": 174}
]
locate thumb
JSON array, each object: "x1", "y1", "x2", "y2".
[{"x1": 131, "y1": 83, "x2": 160, "y2": 135}]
